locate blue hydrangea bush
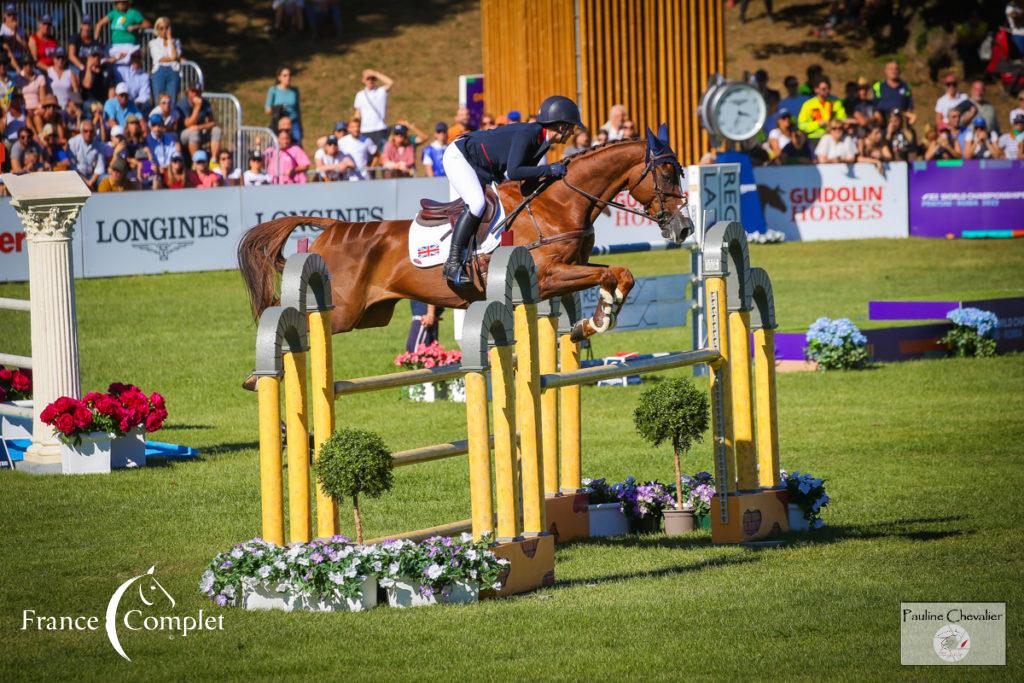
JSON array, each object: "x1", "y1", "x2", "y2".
[
  {"x1": 805, "y1": 317, "x2": 870, "y2": 370},
  {"x1": 781, "y1": 469, "x2": 830, "y2": 529},
  {"x1": 942, "y1": 307, "x2": 998, "y2": 357}
]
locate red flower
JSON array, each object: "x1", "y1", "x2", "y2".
[
  {"x1": 145, "y1": 412, "x2": 164, "y2": 433},
  {"x1": 0, "y1": 386, "x2": 7, "y2": 402},
  {"x1": 150, "y1": 392, "x2": 165, "y2": 410},
  {"x1": 54, "y1": 413, "x2": 75, "y2": 435},
  {"x1": 11, "y1": 371, "x2": 30, "y2": 391},
  {"x1": 40, "y1": 403, "x2": 57, "y2": 423},
  {"x1": 92, "y1": 394, "x2": 119, "y2": 416},
  {"x1": 108, "y1": 382, "x2": 136, "y2": 396},
  {"x1": 73, "y1": 406, "x2": 94, "y2": 429},
  {"x1": 54, "y1": 396, "x2": 75, "y2": 413},
  {"x1": 0, "y1": 366, "x2": 12, "y2": 382}
]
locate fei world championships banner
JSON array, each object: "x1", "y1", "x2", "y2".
[{"x1": 908, "y1": 160, "x2": 1024, "y2": 238}]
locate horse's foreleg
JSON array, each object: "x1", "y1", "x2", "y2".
[{"x1": 537, "y1": 263, "x2": 635, "y2": 342}]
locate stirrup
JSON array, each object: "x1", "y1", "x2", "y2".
[{"x1": 443, "y1": 252, "x2": 469, "y2": 285}]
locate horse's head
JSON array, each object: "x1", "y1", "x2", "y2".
[{"x1": 627, "y1": 124, "x2": 693, "y2": 243}]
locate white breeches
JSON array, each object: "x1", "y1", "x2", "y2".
[{"x1": 442, "y1": 143, "x2": 487, "y2": 217}]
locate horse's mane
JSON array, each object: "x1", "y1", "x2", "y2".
[{"x1": 562, "y1": 137, "x2": 645, "y2": 166}]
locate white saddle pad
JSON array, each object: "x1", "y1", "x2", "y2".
[{"x1": 408, "y1": 195, "x2": 507, "y2": 268}]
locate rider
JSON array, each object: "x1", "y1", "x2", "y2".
[{"x1": 441, "y1": 95, "x2": 585, "y2": 285}]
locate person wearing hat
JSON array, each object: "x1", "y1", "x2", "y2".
[
  {"x1": 767, "y1": 107, "x2": 796, "y2": 161},
  {"x1": 95, "y1": 0, "x2": 150, "y2": 63},
  {"x1": 243, "y1": 150, "x2": 273, "y2": 186},
  {"x1": 98, "y1": 156, "x2": 138, "y2": 192},
  {"x1": 964, "y1": 117, "x2": 1002, "y2": 160},
  {"x1": 421, "y1": 122, "x2": 448, "y2": 178},
  {"x1": 314, "y1": 134, "x2": 355, "y2": 182},
  {"x1": 116, "y1": 49, "x2": 152, "y2": 110},
  {"x1": 64, "y1": 91, "x2": 86, "y2": 134},
  {"x1": 104, "y1": 82, "x2": 143, "y2": 129},
  {"x1": 439, "y1": 94, "x2": 583, "y2": 285},
  {"x1": 997, "y1": 114, "x2": 1024, "y2": 160},
  {"x1": 67, "y1": 120, "x2": 106, "y2": 189},
  {"x1": 108, "y1": 124, "x2": 126, "y2": 161},
  {"x1": 162, "y1": 151, "x2": 188, "y2": 189},
  {"x1": 934, "y1": 73, "x2": 967, "y2": 130},
  {"x1": 36, "y1": 94, "x2": 66, "y2": 143},
  {"x1": 885, "y1": 108, "x2": 918, "y2": 161},
  {"x1": 46, "y1": 47, "x2": 79, "y2": 109},
  {"x1": 0, "y1": 5, "x2": 28, "y2": 59},
  {"x1": 381, "y1": 124, "x2": 415, "y2": 178},
  {"x1": 145, "y1": 112, "x2": 178, "y2": 171},
  {"x1": 28, "y1": 14, "x2": 57, "y2": 67},
  {"x1": 69, "y1": 14, "x2": 105, "y2": 73},
  {"x1": 187, "y1": 149, "x2": 223, "y2": 189}
]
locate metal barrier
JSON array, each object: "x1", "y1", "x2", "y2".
[
  {"x1": 15, "y1": 1, "x2": 82, "y2": 49},
  {"x1": 138, "y1": 26, "x2": 155, "y2": 72},
  {"x1": 241, "y1": 125, "x2": 280, "y2": 180},
  {"x1": 179, "y1": 59, "x2": 204, "y2": 92},
  {"x1": 205, "y1": 92, "x2": 242, "y2": 158}
]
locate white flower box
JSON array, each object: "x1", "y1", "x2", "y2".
[
  {"x1": 0, "y1": 399, "x2": 33, "y2": 440},
  {"x1": 385, "y1": 578, "x2": 479, "y2": 608},
  {"x1": 61, "y1": 431, "x2": 112, "y2": 475},
  {"x1": 111, "y1": 426, "x2": 147, "y2": 469},
  {"x1": 242, "y1": 576, "x2": 378, "y2": 613},
  {"x1": 588, "y1": 502, "x2": 629, "y2": 537},
  {"x1": 788, "y1": 503, "x2": 810, "y2": 532},
  {"x1": 406, "y1": 378, "x2": 466, "y2": 403}
]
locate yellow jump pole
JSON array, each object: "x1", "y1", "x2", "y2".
[
  {"x1": 464, "y1": 368, "x2": 494, "y2": 539},
  {"x1": 558, "y1": 332, "x2": 581, "y2": 491},
  {"x1": 253, "y1": 305, "x2": 309, "y2": 546},
  {"x1": 257, "y1": 376, "x2": 285, "y2": 546},
  {"x1": 280, "y1": 253, "x2": 338, "y2": 539},
  {"x1": 704, "y1": 273, "x2": 734, "y2": 493},
  {"x1": 308, "y1": 309, "x2": 338, "y2": 538},
  {"x1": 749, "y1": 268, "x2": 780, "y2": 488},
  {"x1": 728, "y1": 308, "x2": 757, "y2": 490},
  {"x1": 460, "y1": 299, "x2": 517, "y2": 541},
  {"x1": 537, "y1": 301, "x2": 560, "y2": 497},
  {"x1": 284, "y1": 348, "x2": 311, "y2": 543},
  {"x1": 515, "y1": 301, "x2": 545, "y2": 535}
]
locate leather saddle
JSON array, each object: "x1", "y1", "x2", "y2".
[{"x1": 418, "y1": 186, "x2": 500, "y2": 227}]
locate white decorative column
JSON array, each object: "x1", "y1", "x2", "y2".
[{"x1": 2, "y1": 172, "x2": 91, "y2": 474}]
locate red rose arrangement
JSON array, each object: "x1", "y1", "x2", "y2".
[
  {"x1": 41, "y1": 383, "x2": 168, "y2": 446},
  {"x1": 0, "y1": 365, "x2": 32, "y2": 402}
]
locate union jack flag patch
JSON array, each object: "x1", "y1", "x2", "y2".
[{"x1": 418, "y1": 244, "x2": 440, "y2": 258}]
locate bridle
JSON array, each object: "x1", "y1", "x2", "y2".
[{"x1": 561, "y1": 147, "x2": 686, "y2": 228}]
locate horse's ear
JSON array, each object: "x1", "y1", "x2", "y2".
[{"x1": 657, "y1": 123, "x2": 669, "y2": 142}]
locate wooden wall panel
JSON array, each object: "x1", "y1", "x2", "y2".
[{"x1": 483, "y1": 0, "x2": 724, "y2": 165}]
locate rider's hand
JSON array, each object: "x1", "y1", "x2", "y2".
[{"x1": 547, "y1": 162, "x2": 567, "y2": 178}]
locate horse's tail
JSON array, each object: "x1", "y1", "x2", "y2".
[{"x1": 237, "y1": 216, "x2": 340, "y2": 320}]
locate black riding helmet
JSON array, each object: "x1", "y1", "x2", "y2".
[{"x1": 536, "y1": 95, "x2": 587, "y2": 131}]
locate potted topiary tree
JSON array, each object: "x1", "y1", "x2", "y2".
[
  {"x1": 633, "y1": 378, "x2": 710, "y2": 536},
  {"x1": 315, "y1": 428, "x2": 394, "y2": 544}
]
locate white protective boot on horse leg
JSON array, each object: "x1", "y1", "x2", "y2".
[{"x1": 570, "y1": 288, "x2": 615, "y2": 342}]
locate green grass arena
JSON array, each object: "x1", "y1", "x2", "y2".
[{"x1": 1, "y1": 238, "x2": 1022, "y2": 679}]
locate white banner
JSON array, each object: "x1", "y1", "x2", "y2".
[
  {"x1": 79, "y1": 186, "x2": 241, "y2": 278},
  {"x1": 753, "y1": 162, "x2": 909, "y2": 240},
  {"x1": 0, "y1": 197, "x2": 85, "y2": 282},
  {"x1": 591, "y1": 190, "x2": 665, "y2": 247}
]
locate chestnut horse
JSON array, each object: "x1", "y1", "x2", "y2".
[{"x1": 238, "y1": 128, "x2": 692, "y2": 342}]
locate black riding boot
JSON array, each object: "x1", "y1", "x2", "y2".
[{"x1": 443, "y1": 207, "x2": 482, "y2": 285}]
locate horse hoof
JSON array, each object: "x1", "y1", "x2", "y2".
[
  {"x1": 569, "y1": 320, "x2": 588, "y2": 343},
  {"x1": 242, "y1": 373, "x2": 258, "y2": 392}
]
